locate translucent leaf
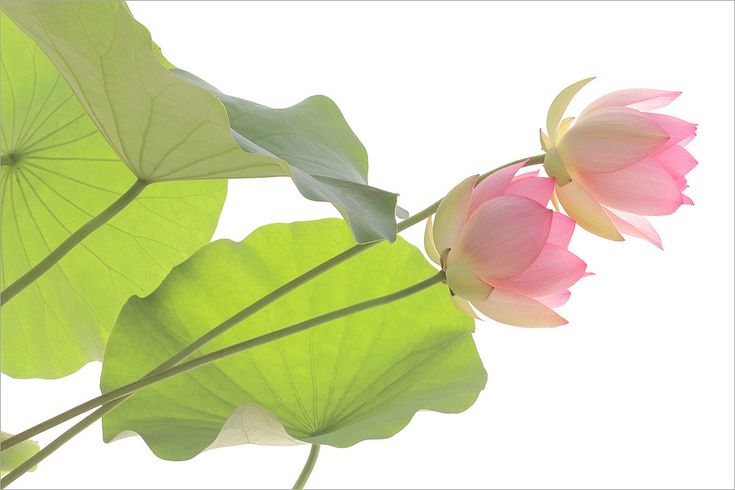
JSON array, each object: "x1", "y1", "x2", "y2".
[
  {"x1": 0, "y1": 432, "x2": 40, "y2": 475},
  {"x1": 174, "y1": 70, "x2": 399, "y2": 243},
  {"x1": 1, "y1": 0, "x2": 288, "y2": 182},
  {"x1": 0, "y1": 13, "x2": 226, "y2": 378},
  {"x1": 101, "y1": 219, "x2": 486, "y2": 460}
]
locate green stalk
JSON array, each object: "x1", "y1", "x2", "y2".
[
  {"x1": 0, "y1": 179, "x2": 148, "y2": 304},
  {"x1": 292, "y1": 444, "x2": 321, "y2": 490},
  {"x1": 0, "y1": 272, "x2": 445, "y2": 488},
  {"x1": 0, "y1": 153, "x2": 545, "y2": 454}
]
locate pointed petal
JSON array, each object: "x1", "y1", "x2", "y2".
[
  {"x1": 468, "y1": 162, "x2": 525, "y2": 215},
  {"x1": 646, "y1": 113, "x2": 697, "y2": 151},
  {"x1": 654, "y1": 144, "x2": 697, "y2": 183},
  {"x1": 433, "y1": 175, "x2": 477, "y2": 252},
  {"x1": 604, "y1": 208, "x2": 663, "y2": 249},
  {"x1": 473, "y1": 289, "x2": 567, "y2": 327},
  {"x1": 580, "y1": 89, "x2": 681, "y2": 117},
  {"x1": 491, "y1": 244, "x2": 587, "y2": 297},
  {"x1": 536, "y1": 290, "x2": 571, "y2": 308},
  {"x1": 424, "y1": 216, "x2": 441, "y2": 265},
  {"x1": 559, "y1": 107, "x2": 669, "y2": 173},
  {"x1": 547, "y1": 77, "x2": 596, "y2": 139},
  {"x1": 556, "y1": 180, "x2": 623, "y2": 241},
  {"x1": 451, "y1": 295, "x2": 480, "y2": 320},
  {"x1": 505, "y1": 174, "x2": 555, "y2": 206},
  {"x1": 540, "y1": 129, "x2": 550, "y2": 151},
  {"x1": 452, "y1": 196, "x2": 553, "y2": 280},
  {"x1": 579, "y1": 157, "x2": 683, "y2": 216},
  {"x1": 445, "y1": 264, "x2": 493, "y2": 302},
  {"x1": 548, "y1": 212, "x2": 576, "y2": 248}
]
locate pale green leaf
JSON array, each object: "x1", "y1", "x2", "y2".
[
  {"x1": 0, "y1": 13, "x2": 226, "y2": 378},
  {"x1": 0, "y1": 432, "x2": 39, "y2": 475},
  {"x1": 1, "y1": 0, "x2": 288, "y2": 182},
  {"x1": 174, "y1": 69, "x2": 398, "y2": 243},
  {"x1": 101, "y1": 219, "x2": 486, "y2": 460}
]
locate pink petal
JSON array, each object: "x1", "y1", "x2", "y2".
[
  {"x1": 682, "y1": 194, "x2": 694, "y2": 205},
  {"x1": 490, "y1": 244, "x2": 588, "y2": 297},
  {"x1": 536, "y1": 290, "x2": 571, "y2": 308},
  {"x1": 472, "y1": 289, "x2": 568, "y2": 327},
  {"x1": 505, "y1": 175, "x2": 555, "y2": 206},
  {"x1": 548, "y1": 212, "x2": 576, "y2": 248},
  {"x1": 559, "y1": 107, "x2": 669, "y2": 173},
  {"x1": 646, "y1": 113, "x2": 697, "y2": 151},
  {"x1": 555, "y1": 180, "x2": 624, "y2": 241},
  {"x1": 654, "y1": 144, "x2": 698, "y2": 184},
  {"x1": 451, "y1": 196, "x2": 553, "y2": 280},
  {"x1": 433, "y1": 175, "x2": 477, "y2": 252},
  {"x1": 580, "y1": 89, "x2": 681, "y2": 117},
  {"x1": 467, "y1": 162, "x2": 525, "y2": 215},
  {"x1": 579, "y1": 157, "x2": 683, "y2": 216},
  {"x1": 604, "y1": 208, "x2": 663, "y2": 249}
]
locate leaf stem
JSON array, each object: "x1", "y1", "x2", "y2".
[
  {"x1": 292, "y1": 444, "x2": 321, "y2": 490},
  {"x1": 0, "y1": 179, "x2": 148, "y2": 304},
  {"x1": 1, "y1": 154, "x2": 544, "y2": 455},
  {"x1": 0, "y1": 272, "x2": 445, "y2": 488}
]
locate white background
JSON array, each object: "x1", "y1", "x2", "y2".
[{"x1": 2, "y1": 1, "x2": 733, "y2": 489}]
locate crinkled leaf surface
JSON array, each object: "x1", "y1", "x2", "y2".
[
  {"x1": 175, "y1": 70, "x2": 398, "y2": 243},
  {"x1": 1, "y1": 0, "x2": 288, "y2": 182},
  {"x1": 0, "y1": 432, "x2": 39, "y2": 475},
  {"x1": 0, "y1": 13, "x2": 226, "y2": 378},
  {"x1": 101, "y1": 219, "x2": 486, "y2": 460}
]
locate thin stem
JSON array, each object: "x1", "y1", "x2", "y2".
[
  {"x1": 1, "y1": 154, "x2": 544, "y2": 452},
  {"x1": 0, "y1": 179, "x2": 148, "y2": 304},
  {"x1": 0, "y1": 153, "x2": 545, "y2": 485},
  {"x1": 0, "y1": 272, "x2": 445, "y2": 487},
  {"x1": 292, "y1": 444, "x2": 321, "y2": 490}
]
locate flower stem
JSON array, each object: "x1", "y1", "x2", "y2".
[
  {"x1": 292, "y1": 444, "x2": 321, "y2": 490},
  {"x1": 0, "y1": 154, "x2": 545, "y2": 486},
  {"x1": 0, "y1": 179, "x2": 148, "y2": 304},
  {"x1": 0, "y1": 272, "x2": 445, "y2": 487}
]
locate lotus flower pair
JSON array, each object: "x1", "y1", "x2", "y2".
[{"x1": 427, "y1": 79, "x2": 697, "y2": 326}]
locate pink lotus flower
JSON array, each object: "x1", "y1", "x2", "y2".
[
  {"x1": 425, "y1": 164, "x2": 588, "y2": 327},
  {"x1": 540, "y1": 78, "x2": 698, "y2": 248}
]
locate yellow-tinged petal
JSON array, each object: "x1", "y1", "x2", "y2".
[
  {"x1": 539, "y1": 129, "x2": 550, "y2": 151},
  {"x1": 445, "y1": 264, "x2": 492, "y2": 302},
  {"x1": 450, "y1": 295, "x2": 480, "y2": 320},
  {"x1": 547, "y1": 77, "x2": 595, "y2": 140},
  {"x1": 433, "y1": 175, "x2": 478, "y2": 252},
  {"x1": 473, "y1": 289, "x2": 568, "y2": 327},
  {"x1": 557, "y1": 116, "x2": 575, "y2": 139},
  {"x1": 555, "y1": 179, "x2": 624, "y2": 241},
  {"x1": 544, "y1": 146, "x2": 572, "y2": 186},
  {"x1": 424, "y1": 216, "x2": 441, "y2": 265}
]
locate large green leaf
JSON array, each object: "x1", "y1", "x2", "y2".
[
  {"x1": 3, "y1": 0, "x2": 399, "y2": 243},
  {"x1": 101, "y1": 219, "x2": 486, "y2": 460},
  {"x1": 0, "y1": 432, "x2": 39, "y2": 475},
  {"x1": 0, "y1": 13, "x2": 227, "y2": 378},
  {"x1": 1, "y1": 0, "x2": 287, "y2": 182},
  {"x1": 174, "y1": 70, "x2": 399, "y2": 243}
]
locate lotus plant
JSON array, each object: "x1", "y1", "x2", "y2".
[
  {"x1": 425, "y1": 163, "x2": 588, "y2": 327},
  {"x1": 541, "y1": 78, "x2": 698, "y2": 247}
]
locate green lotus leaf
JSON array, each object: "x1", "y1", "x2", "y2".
[
  {"x1": 0, "y1": 432, "x2": 40, "y2": 475},
  {"x1": 174, "y1": 70, "x2": 398, "y2": 243},
  {"x1": 1, "y1": 0, "x2": 288, "y2": 182},
  {"x1": 0, "y1": 13, "x2": 227, "y2": 378},
  {"x1": 101, "y1": 219, "x2": 486, "y2": 460}
]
